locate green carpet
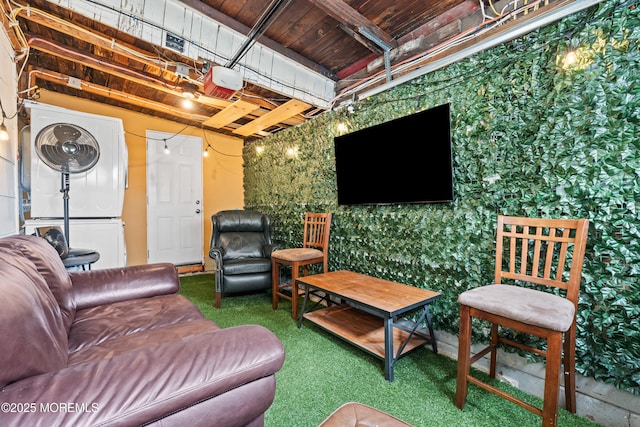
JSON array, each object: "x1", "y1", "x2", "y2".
[{"x1": 179, "y1": 274, "x2": 600, "y2": 427}]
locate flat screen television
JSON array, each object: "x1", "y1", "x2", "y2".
[{"x1": 334, "y1": 103, "x2": 453, "y2": 206}]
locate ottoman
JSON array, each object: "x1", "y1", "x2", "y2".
[{"x1": 318, "y1": 402, "x2": 413, "y2": 427}]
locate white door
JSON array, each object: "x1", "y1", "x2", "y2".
[{"x1": 146, "y1": 131, "x2": 203, "y2": 265}]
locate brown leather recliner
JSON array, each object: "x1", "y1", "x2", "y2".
[{"x1": 0, "y1": 234, "x2": 285, "y2": 427}]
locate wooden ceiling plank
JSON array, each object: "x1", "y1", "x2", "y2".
[
  {"x1": 175, "y1": 0, "x2": 333, "y2": 78},
  {"x1": 203, "y1": 100, "x2": 261, "y2": 128},
  {"x1": 233, "y1": 99, "x2": 311, "y2": 136}
]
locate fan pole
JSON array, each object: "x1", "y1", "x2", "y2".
[{"x1": 60, "y1": 172, "x2": 71, "y2": 247}]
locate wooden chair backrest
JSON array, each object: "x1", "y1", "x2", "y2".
[
  {"x1": 303, "y1": 212, "x2": 332, "y2": 257},
  {"x1": 494, "y1": 215, "x2": 589, "y2": 305}
]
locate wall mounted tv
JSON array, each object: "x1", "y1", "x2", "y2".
[{"x1": 334, "y1": 102, "x2": 453, "y2": 206}]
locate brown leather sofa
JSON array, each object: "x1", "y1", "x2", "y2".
[{"x1": 0, "y1": 234, "x2": 285, "y2": 427}]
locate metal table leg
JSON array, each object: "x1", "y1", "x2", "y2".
[
  {"x1": 384, "y1": 315, "x2": 394, "y2": 381},
  {"x1": 297, "y1": 284, "x2": 310, "y2": 329}
]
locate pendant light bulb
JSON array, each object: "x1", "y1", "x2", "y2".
[{"x1": 0, "y1": 122, "x2": 8, "y2": 142}]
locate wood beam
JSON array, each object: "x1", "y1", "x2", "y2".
[
  {"x1": 17, "y1": 6, "x2": 277, "y2": 112},
  {"x1": 203, "y1": 100, "x2": 261, "y2": 129},
  {"x1": 25, "y1": 35, "x2": 229, "y2": 107},
  {"x1": 16, "y1": 7, "x2": 176, "y2": 77},
  {"x1": 306, "y1": 0, "x2": 396, "y2": 50},
  {"x1": 233, "y1": 99, "x2": 310, "y2": 136},
  {"x1": 396, "y1": 0, "x2": 480, "y2": 45},
  {"x1": 336, "y1": 0, "x2": 480, "y2": 80},
  {"x1": 28, "y1": 68, "x2": 211, "y2": 123}
]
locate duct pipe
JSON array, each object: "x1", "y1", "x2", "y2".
[{"x1": 226, "y1": 0, "x2": 291, "y2": 68}]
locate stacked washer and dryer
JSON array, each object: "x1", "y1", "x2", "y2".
[{"x1": 22, "y1": 101, "x2": 128, "y2": 269}]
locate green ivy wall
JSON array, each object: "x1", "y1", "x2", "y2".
[{"x1": 244, "y1": 1, "x2": 639, "y2": 394}]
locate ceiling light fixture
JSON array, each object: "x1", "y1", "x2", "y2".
[
  {"x1": 178, "y1": 81, "x2": 199, "y2": 100},
  {"x1": 0, "y1": 122, "x2": 8, "y2": 142},
  {"x1": 0, "y1": 100, "x2": 8, "y2": 142}
]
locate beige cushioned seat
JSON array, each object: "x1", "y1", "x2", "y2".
[
  {"x1": 270, "y1": 247, "x2": 323, "y2": 261},
  {"x1": 458, "y1": 285, "x2": 575, "y2": 332}
]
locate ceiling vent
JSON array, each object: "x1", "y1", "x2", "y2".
[{"x1": 203, "y1": 66, "x2": 243, "y2": 99}]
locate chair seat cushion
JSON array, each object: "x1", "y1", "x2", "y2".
[
  {"x1": 223, "y1": 258, "x2": 271, "y2": 275},
  {"x1": 272, "y1": 248, "x2": 323, "y2": 262},
  {"x1": 458, "y1": 285, "x2": 575, "y2": 332}
]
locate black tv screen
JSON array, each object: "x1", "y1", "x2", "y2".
[{"x1": 334, "y1": 103, "x2": 453, "y2": 206}]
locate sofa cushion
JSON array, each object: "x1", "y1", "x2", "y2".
[
  {"x1": 68, "y1": 319, "x2": 221, "y2": 366},
  {"x1": 0, "y1": 325, "x2": 284, "y2": 427},
  {"x1": 0, "y1": 247, "x2": 68, "y2": 388},
  {"x1": 1, "y1": 235, "x2": 76, "y2": 332},
  {"x1": 219, "y1": 232, "x2": 265, "y2": 260},
  {"x1": 223, "y1": 258, "x2": 271, "y2": 275},
  {"x1": 68, "y1": 294, "x2": 206, "y2": 353}
]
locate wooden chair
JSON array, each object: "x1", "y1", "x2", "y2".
[
  {"x1": 272, "y1": 212, "x2": 332, "y2": 320},
  {"x1": 455, "y1": 215, "x2": 589, "y2": 427}
]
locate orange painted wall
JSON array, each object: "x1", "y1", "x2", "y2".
[{"x1": 36, "y1": 90, "x2": 245, "y2": 270}]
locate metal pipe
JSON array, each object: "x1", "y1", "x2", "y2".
[{"x1": 226, "y1": 0, "x2": 290, "y2": 68}]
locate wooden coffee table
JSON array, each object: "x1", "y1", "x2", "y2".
[{"x1": 297, "y1": 270, "x2": 441, "y2": 381}]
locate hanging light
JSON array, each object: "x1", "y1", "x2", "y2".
[
  {"x1": 164, "y1": 139, "x2": 170, "y2": 154},
  {"x1": 0, "y1": 102, "x2": 8, "y2": 142},
  {"x1": 179, "y1": 81, "x2": 199, "y2": 101},
  {"x1": 0, "y1": 121, "x2": 8, "y2": 142}
]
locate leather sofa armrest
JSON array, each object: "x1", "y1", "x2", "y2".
[
  {"x1": 69, "y1": 263, "x2": 179, "y2": 310},
  {"x1": 0, "y1": 325, "x2": 285, "y2": 427}
]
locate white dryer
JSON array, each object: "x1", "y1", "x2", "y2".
[
  {"x1": 24, "y1": 101, "x2": 128, "y2": 269},
  {"x1": 26, "y1": 101, "x2": 128, "y2": 218}
]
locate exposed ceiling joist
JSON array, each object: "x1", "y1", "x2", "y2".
[
  {"x1": 5, "y1": 0, "x2": 583, "y2": 140},
  {"x1": 29, "y1": 68, "x2": 211, "y2": 123}
]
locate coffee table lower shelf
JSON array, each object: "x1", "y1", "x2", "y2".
[{"x1": 303, "y1": 304, "x2": 429, "y2": 361}]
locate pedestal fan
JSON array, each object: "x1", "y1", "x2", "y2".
[{"x1": 34, "y1": 123, "x2": 100, "y2": 246}]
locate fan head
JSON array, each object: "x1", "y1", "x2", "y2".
[{"x1": 35, "y1": 123, "x2": 100, "y2": 174}]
